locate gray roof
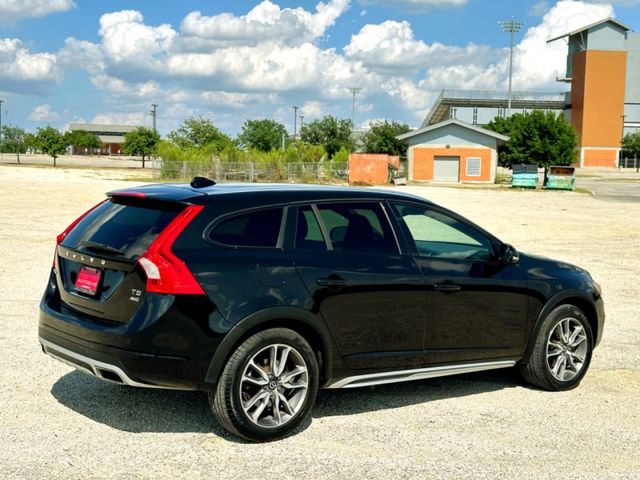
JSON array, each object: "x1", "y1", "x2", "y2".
[
  {"x1": 547, "y1": 17, "x2": 630, "y2": 43},
  {"x1": 68, "y1": 123, "x2": 141, "y2": 134},
  {"x1": 396, "y1": 119, "x2": 509, "y2": 143}
]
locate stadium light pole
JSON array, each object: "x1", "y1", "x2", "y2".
[
  {"x1": 499, "y1": 20, "x2": 524, "y2": 117},
  {"x1": 348, "y1": 87, "x2": 362, "y2": 130},
  {"x1": 293, "y1": 106, "x2": 299, "y2": 139}
]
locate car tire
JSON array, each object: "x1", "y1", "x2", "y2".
[
  {"x1": 520, "y1": 304, "x2": 594, "y2": 391},
  {"x1": 210, "y1": 328, "x2": 319, "y2": 442}
]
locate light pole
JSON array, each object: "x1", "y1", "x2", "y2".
[
  {"x1": 293, "y1": 106, "x2": 299, "y2": 139},
  {"x1": 499, "y1": 20, "x2": 523, "y2": 117},
  {"x1": 151, "y1": 104, "x2": 158, "y2": 132},
  {"x1": 299, "y1": 115, "x2": 304, "y2": 132},
  {"x1": 348, "y1": 87, "x2": 362, "y2": 129}
]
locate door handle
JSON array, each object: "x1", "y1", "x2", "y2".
[
  {"x1": 317, "y1": 278, "x2": 349, "y2": 288},
  {"x1": 433, "y1": 283, "x2": 461, "y2": 292}
]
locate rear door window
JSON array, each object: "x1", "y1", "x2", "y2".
[
  {"x1": 208, "y1": 207, "x2": 284, "y2": 248},
  {"x1": 316, "y1": 202, "x2": 398, "y2": 254},
  {"x1": 61, "y1": 199, "x2": 182, "y2": 261},
  {"x1": 295, "y1": 206, "x2": 327, "y2": 251}
]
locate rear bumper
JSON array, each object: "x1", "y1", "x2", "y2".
[
  {"x1": 39, "y1": 336, "x2": 187, "y2": 389},
  {"x1": 39, "y1": 286, "x2": 226, "y2": 390}
]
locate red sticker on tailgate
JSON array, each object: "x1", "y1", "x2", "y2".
[{"x1": 75, "y1": 267, "x2": 101, "y2": 295}]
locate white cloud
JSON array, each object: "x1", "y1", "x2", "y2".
[
  {"x1": 345, "y1": 20, "x2": 499, "y2": 74},
  {"x1": 98, "y1": 10, "x2": 176, "y2": 74},
  {"x1": 91, "y1": 112, "x2": 148, "y2": 126},
  {"x1": 0, "y1": 0, "x2": 74, "y2": 22},
  {"x1": 180, "y1": 0, "x2": 349, "y2": 48},
  {"x1": 512, "y1": 0, "x2": 614, "y2": 90},
  {"x1": 361, "y1": 0, "x2": 466, "y2": 7},
  {"x1": 29, "y1": 104, "x2": 61, "y2": 121},
  {"x1": 0, "y1": 38, "x2": 61, "y2": 94},
  {"x1": 300, "y1": 101, "x2": 327, "y2": 119}
]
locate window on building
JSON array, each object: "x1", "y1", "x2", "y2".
[{"x1": 466, "y1": 157, "x2": 482, "y2": 177}]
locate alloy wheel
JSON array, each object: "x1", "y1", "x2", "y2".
[
  {"x1": 546, "y1": 317, "x2": 588, "y2": 382},
  {"x1": 239, "y1": 343, "x2": 309, "y2": 428}
]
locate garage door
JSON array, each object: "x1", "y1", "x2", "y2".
[{"x1": 433, "y1": 156, "x2": 460, "y2": 182}]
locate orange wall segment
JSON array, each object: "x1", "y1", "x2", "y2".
[
  {"x1": 412, "y1": 147, "x2": 492, "y2": 182},
  {"x1": 348, "y1": 154, "x2": 400, "y2": 185},
  {"x1": 571, "y1": 50, "x2": 627, "y2": 150}
]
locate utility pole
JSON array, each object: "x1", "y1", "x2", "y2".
[
  {"x1": 499, "y1": 20, "x2": 523, "y2": 117},
  {"x1": 151, "y1": 104, "x2": 158, "y2": 132},
  {"x1": 348, "y1": 87, "x2": 362, "y2": 129},
  {"x1": 293, "y1": 106, "x2": 299, "y2": 139},
  {"x1": 0, "y1": 99, "x2": 3, "y2": 161}
]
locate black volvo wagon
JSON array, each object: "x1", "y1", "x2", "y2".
[{"x1": 39, "y1": 180, "x2": 604, "y2": 441}]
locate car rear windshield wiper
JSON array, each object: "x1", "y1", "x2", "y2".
[{"x1": 78, "y1": 240, "x2": 125, "y2": 256}]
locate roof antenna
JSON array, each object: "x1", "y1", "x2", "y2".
[{"x1": 190, "y1": 177, "x2": 216, "y2": 188}]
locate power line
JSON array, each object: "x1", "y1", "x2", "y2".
[{"x1": 499, "y1": 20, "x2": 524, "y2": 117}]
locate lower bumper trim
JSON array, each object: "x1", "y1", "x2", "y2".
[{"x1": 39, "y1": 337, "x2": 190, "y2": 390}]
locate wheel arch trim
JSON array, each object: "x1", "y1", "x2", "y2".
[
  {"x1": 523, "y1": 289, "x2": 600, "y2": 362},
  {"x1": 204, "y1": 307, "x2": 334, "y2": 388}
]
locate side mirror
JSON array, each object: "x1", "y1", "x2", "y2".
[{"x1": 499, "y1": 243, "x2": 520, "y2": 264}]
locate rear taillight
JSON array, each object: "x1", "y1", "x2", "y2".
[{"x1": 138, "y1": 205, "x2": 205, "y2": 295}]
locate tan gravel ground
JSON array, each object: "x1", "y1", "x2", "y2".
[{"x1": 0, "y1": 165, "x2": 639, "y2": 479}]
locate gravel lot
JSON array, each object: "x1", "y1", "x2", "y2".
[{"x1": 1, "y1": 165, "x2": 638, "y2": 479}]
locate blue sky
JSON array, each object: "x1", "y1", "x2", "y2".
[{"x1": 1, "y1": 0, "x2": 638, "y2": 136}]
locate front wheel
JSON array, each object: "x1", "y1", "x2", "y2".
[
  {"x1": 210, "y1": 328, "x2": 319, "y2": 442},
  {"x1": 520, "y1": 304, "x2": 594, "y2": 391}
]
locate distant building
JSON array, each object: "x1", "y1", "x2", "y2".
[
  {"x1": 548, "y1": 17, "x2": 640, "y2": 168},
  {"x1": 397, "y1": 119, "x2": 508, "y2": 184},
  {"x1": 68, "y1": 123, "x2": 142, "y2": 155}
]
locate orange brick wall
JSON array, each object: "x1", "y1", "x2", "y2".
[
  {"x1": 348, "y1": 154, "x2": 400, "y2": 185},
  {"x1": 571, "y1": 50, "x2": 626, "y2": 154},
  {"x1": 583, "y1": 149, "x2": 618, "y2": 168},
  {"x1": 411, "y1": 147, "x2": 493, "y2": 182}
]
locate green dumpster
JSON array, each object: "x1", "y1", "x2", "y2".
[
  {"x1": 546, "y1": 166, "x2": 575, "y2": 190},
  {"x1": 512, "y1": 164, "x2": 538, "y2": 188}
]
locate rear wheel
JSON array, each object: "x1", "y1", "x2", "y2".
[
  {"x1": 520, "y1": 304, "x2": 593, "y2": 391},
  {"x1": 210, "y1": 328, "x2": 319, "y2": 441}
]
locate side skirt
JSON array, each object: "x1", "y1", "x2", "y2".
[{"x1": 325, "y1": 360, "x2": 517, "y2": 389}]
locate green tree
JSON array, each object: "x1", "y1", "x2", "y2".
[
  {"x1": 122, "y1": 127, "x2": 160, "y2": 167},
  {"x1": 621, "y1": 131, "x2": 640, "y2": 171},
  {"x1": 167, "y1": 117, "x2": 232, "y2": 151},
  {"x1": 34, "y1": 126, "x2": 67, "y2": 167},
  {"x1": 361, "y1": 120, "x2": 411, "y2": 158},
  {"x1": 300, "y1": 115, "x2": 354, "y2": 158},
  {"x1": 64, "y1": 130, "x2": 102, "y2": 155},
  {"x1": 486, "y1": 110, "x2": 577, "y2": 184},
  {"x1": 1, "y1": 125, "x2": 28, "y2": 163},
  {"x1": 237, "y1": 119, "x2": 288, "y2": 152}
]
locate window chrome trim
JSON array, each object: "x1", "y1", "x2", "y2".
[{"x1": 325, "y1": 360, "x2": 516, "y2": 389}]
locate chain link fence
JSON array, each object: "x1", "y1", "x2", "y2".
[
  {"x1": 153, "y1": 159, "x2": 349, "y2": 183},
  {"x1": 619, "y1": 157, "x2": 639, "y2": 171}
]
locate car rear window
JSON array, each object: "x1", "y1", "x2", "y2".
[
  {"x1": 208, "y1": 207, "x2": 284, "y2": 248},
  {"x1": 60, "y1": 199, "x2": 182, "y2": 261}
]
